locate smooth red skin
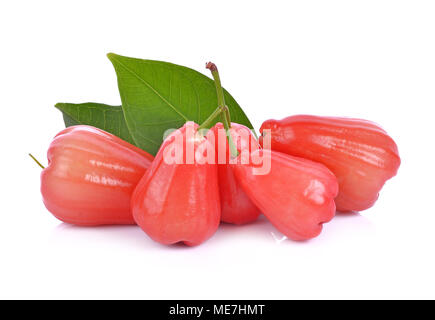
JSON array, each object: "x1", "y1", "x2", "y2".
[
  {"x1": 131, "y1": 122, "x2": 221, "y2": 246},
  {"x1": 41, "y1": 125, "x2": 154, "y2": 226},
  {"x1": 260, "y1": 116, "x2": 401, "y2": 212},
  {"x1": 233, "y1": 150, "x2": 338, "y2": 241},
  {"x1": 209, "y1": 123, "x2": 261, "y2": 225}
]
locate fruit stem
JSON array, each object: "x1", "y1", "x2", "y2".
[
  {"x1": 206, "y1": 62, "x2": 238, "y2": 158},
  {"x1": 197, "y1": 107, "x2": 223, "y2": 131},
  {"x1": 206, "y1": 62, "x2": 231, "y2": 124},
  {"x1": 28, "y1": 153, "x2": 45, "y2": 169}
]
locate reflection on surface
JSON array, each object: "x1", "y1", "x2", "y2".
[{"x1": 50, "y1": 211, "x2": 376, "y2": 249}]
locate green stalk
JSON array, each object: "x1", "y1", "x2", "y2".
[
  {"x1": 28, "y1": 153, "x2": 45, "y2": 169},
  {"x1": 205, "y1": 63, "x2": 229, "y2": 121},
  {"x1": 206, "y1": 62, "x2": 238, "y2": 157},
  {"x1": 197, "y1": 107, "x2": 223, "y2": 131}
]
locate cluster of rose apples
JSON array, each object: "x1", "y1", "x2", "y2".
[{"x1": 33, "y1": 63, "x2": 400, "y2": 246}]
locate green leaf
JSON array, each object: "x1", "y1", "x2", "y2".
[
  {"x1": 55, "y1": 102, "x2": 135, "y2": 144},
  {"x1": 107, "y1": 53, "x2": 254, "y2": 155}
]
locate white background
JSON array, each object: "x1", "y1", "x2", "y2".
[{"x1": 1, "y1": 0, "x2": 434, "y2": 299}]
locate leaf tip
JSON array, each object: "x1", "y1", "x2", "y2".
[{"x1": 106, "y1": 52, "x2": 118, "y2": 62}]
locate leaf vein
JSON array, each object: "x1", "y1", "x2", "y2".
[{"x1": 112, "y1": 57, "x2": 189, "y2": 121}]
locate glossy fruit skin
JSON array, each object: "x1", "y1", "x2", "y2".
[
  {"x1": 233, "y1": 150, "x2": 338, "y2": 241},
  {"x1": 131, "y1": 122, "x2": 221, "y2": 246},
  {"x1": 41, "y1": 125, "x2": 154, "y2": 226},
  {"x1": 208, "y1": 122, "x2": 261, "y2": 225},
  {"x1": 260, "y1": 115, "x2": 401, "y2": 212}
]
